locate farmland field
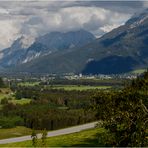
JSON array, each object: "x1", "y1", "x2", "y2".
[
  {"x1": 18, "y1": 82, "x2": 40, "y2": 86},
  {"x1": 131, "y1": 69, "x2": 146, "y2": 74},
  {"x1": 48, "y1": 85, "x2": 112, "y2": 91},
  {"x1": 9, "y1": 98, "x2": 31, "y2": 105}
]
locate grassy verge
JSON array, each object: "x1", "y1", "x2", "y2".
[
  {"x1": 0, "y1": 128, "x2": 106, "y2": 147},
  {"x1": 0, "y1": 126, "x2": 40, "y2": 140}
]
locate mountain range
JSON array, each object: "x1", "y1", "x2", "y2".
[
  {"x1": 0, "y1": 9, "x2": 148, "y2": 75},
  {"x1": 0, "y1": 30, "x2": 95, "y2": 67}
]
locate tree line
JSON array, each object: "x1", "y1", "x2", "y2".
[{"x1": 0, "y1": 87, "x2": 97, "y2": 130}]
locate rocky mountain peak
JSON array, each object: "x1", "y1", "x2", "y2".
[{"x1": 126, "y1": 9, "x2": 148, "y2": 28}]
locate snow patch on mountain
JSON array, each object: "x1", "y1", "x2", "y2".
[
  {"x1": 86, "y1": 58, "x2": 94, "y2": 63},
  {"x1": 130, "y1": 15, "x2": 148, "y2": 29},
  {"x1": 0, "y1": 30, "x2": 95, "y2": 67},
  {"x1": 126, "y1": 8, "x2": 148, "y2": 29},
  {"x1": 22, "y1": 52, "x2": 41, "y2": 63}
]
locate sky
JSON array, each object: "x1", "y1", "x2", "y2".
[{"x1": 0, "y1": 0, "x2": 147, "y2": 50}]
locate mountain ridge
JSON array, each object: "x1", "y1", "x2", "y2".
[
  {"x1": 1, "y1": 9, "x2": 148, "y2": 74},
  {"x1": 0, "y1": 29, "x2": 95, "y2": 67}
]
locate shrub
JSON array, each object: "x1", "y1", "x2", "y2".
[
  {"x1": 1, "y1": 98, "x2": 8, "y2": 104},
  {"x1": 0, "y1": 116, "x2": 24, "y2": 128}
]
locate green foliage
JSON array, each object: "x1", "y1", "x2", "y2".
[
  {"x1": 0, "y1": 98, "x2": 8, "y2": 104},
  {"x1": 93, "y1": 72, "x2": 148, "y2": 147},
  {"x1": 31, "y1": 129, "x2": 38, "y2": 147},
  {"x1": 15, "y1": 91, "x2": 22, "y2": 99},
  {"x1": 41, "y1": 129, "x2": 47, "y2": 146},
  {"x1": 0, "y1": 87, "x2": 96, "y2": 130},
  {"x1": 0, "y1": 78, "x2": 5, "y2": 88},
  {"x1": 0, "y1": 126, "x2": 39, "y2": 140},
  {"x1": 0, "y1": 116, "x2": 24, "y2": 128}
]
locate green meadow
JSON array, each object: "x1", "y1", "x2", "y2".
[
  {"x1": 0, "y1": 126, "x2": 41, "y2": 140},
  {"x1": 49, "y1": 85, "x2": 112, "y2": 91},
  {"x1": 0, "y1": 128, "x2": 106, "y2": 147}
]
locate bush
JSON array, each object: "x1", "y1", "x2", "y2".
[
  {"x1": 1, "y1": 98, "x2": 8, "y2": 104},
  {"x1": 0, "y1": 116, "x2": 24, "y2": 128},
  {"x1": 0, "y1": 77, "x2": 5, "y2": 88}
]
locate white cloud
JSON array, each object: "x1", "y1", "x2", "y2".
[
  {"x1": 100, "y1": 24, "x2": 121, "y2": 33},
  {"x1": 21, "y1": 6, "x2": 131, "y2": 36},
  {"x1": 0, "y1": 20, "x2": 20, "y2": 49},
  {"x1": 0, "y1": 8, "x2": 9, "y2": 14},
  {"x1": 0, "y1": 1, "x2": 140, "y2": 50},
  {"x1": 143, "y1": 1, "x2": 148, "y2": 8}
]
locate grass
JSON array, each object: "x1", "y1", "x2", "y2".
[
  {"x1": 0, "y1": 105, "x2": 3, "y2": 110},
  {"x1": 48, "y1": 85, "x2": 112, "y2": 91},
  {"x1": 0, "y1": 89, "x2": 14, "y2": 110},
  {"x1": 0, "y1": 126, "x2": 40, "y2": 140},
  {"x1": 9, "y1": 98, "x2": 31, "y2": 105},
  {"x1": 0, "y1": 88, "x2": 13, "y2": 101},
  {"x1": 18, "y1": 82, "x2": 40, "y2": 86},
  {"x1": 0, "y1": 88, "x2": 30, "y2": 105},
  {"x1": 0, "y1": 94, "x2": 8, "y2": 100},
  {"x1": 0, "y1": 127, "x2": 106, "y2": 147},
  {"x1": 131, "y1": 69, "x2": 146, "y2": 74}
]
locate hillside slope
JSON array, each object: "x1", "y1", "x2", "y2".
[{"x1": 0, "y1": 30, "x2": 95, "y2": 67}]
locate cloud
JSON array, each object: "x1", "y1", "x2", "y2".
[
  {"x1": 19, "y1": 6, "x2": 131, "y2": 37},
  {"x1": 143, "y1": 1, "x2": 148, "y2": 8},
  {"x1": 0, "y1": 1, "x2": 145, "y2": 50},
  {"x1": 0, "y1": 20, "x2": 21, "y2": 49}
]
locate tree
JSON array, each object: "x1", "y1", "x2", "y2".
[
  {"x1": 0, "y1": 77, "x2": 5, "y2": 88},
  {"x1": 31, "y1": 129, "x2": 38, "y2": 147},
  {"x1": 1, "y1": 98, "x2": 8, "y2": 104},
  {"x1": 41, "y1": 128, "x2": 48, "y2": 146},
  {"x1": 93, "y1": 72, "x2": 148, "y2": 147}
]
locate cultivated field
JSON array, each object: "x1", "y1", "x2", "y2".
[{"x1": 48, "y1": 85, "x2": 112, "y2": 91}]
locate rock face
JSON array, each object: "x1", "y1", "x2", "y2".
[{"x1": 0, "y1": 30, "x2": 95, "y2": 67}]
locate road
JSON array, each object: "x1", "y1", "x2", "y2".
[{"x1": 0, "y1": 121, "x2": 98, "y2": 144}]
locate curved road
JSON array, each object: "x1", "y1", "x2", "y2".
[{"x1": 0, "y1": 122, "x2": 98, "y2": 144}]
